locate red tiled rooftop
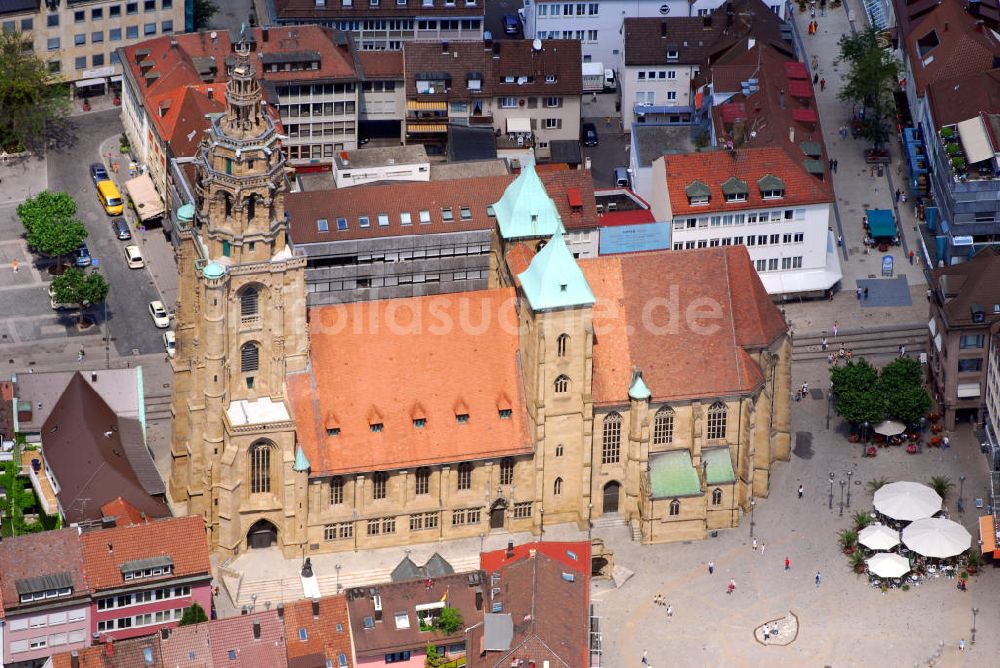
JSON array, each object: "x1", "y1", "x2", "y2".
[
  {"x1": 100, "y1": 496, "x2": 149, "y2": 527},
  {"x1": 282, "y1": 595, "x2": 353, "y2": 666},
  {"x1": 359, "y1": 50, "x2": 404, "y2": 78},
  {"x1": 209, "y1": 610, "x2": 288, "y2": 668},
  {"x1": 288, "y1": 288, "x2": 532, "y2": 475},
  {"x1": 79, "y1": 515, "x2": 210, "y2": 591}
]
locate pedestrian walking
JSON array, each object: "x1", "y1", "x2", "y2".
[
  {"x1": 942, "y1": 435, "x2": 950, "y2": 449},
  {"x1": 752, "y1": 537, "x2": 758, "y2": 551},
  {"x1": 761, "y1": 543, "x2": 766, "y2": 556},
  {"x1": 785, "y1": 557, "x2": 790, "y2": 571},
  {"x1": 763, "y1": 627, "x2": 770, "y2": 641},
  {"x1": 832, "y1": 321, "x2": 839, "y2": 337},
  {"x1": 666, "y1": 605, "x2": 673, "y2": 618},
  {"x1": 77, "y1": 348, "x2": 85, "y2": 362},
  {"x1": 834, "y1": 159, "x2": 839, "y2": 172},
  {"x1": 837, "y1": 234, "x2": 843, "y2": 246},
  {"x1": 727, "y1": 578, "x2": 736, "y2": 595},
  {"x1": 798, "y1": 484, "x2": 803, "y2": 498},
  {"x1": 815, "y1": 571, "x2": 822, "y2": 587},
  {"x1": 856, "y1": 287, "x2": 862, "y2": 300},
  {"x1": 813, "y1": 73, "x2": 819, "y2": 85},
  {"x1": 708, "y1": 561, "x2": 715, "y2": 575},
  {"x1": 959, "y1": 639, "x2": 966, "y2": 651},
  {"x1": 820, "y1": 78, "x2": 826, "y2": 91},
  {"x1": 840, "y1": 125, "x2": 848, "y2": 139},
  {"x1": 909, "y1": 249, "x2": 915, "y2": 264},
  {"x1": 821, "y1": 336, "x2": 828, "y2": 350},
  {"x1": 772, "y1": 623, "x2": 779, "y2": 637},
  {"x1": 827, "y1": 352, "x2": 834, "y2": 364},
  {"x1": 895, "y1": 188, "x2": 901, "y2": 203},
  {"x1": 863, "y1": 287, "x2": 869, "y2": 299},
  {"x1": 11, "y1": 259, "x2": 17, "y2": 273},
  {"x1": 642, "y1": 649, "x2": 649, "y2": 665},
  {"x1": 829, "y1": 158, "x2": 834, "y2": 171}
]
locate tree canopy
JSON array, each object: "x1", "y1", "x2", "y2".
[
  {"x1": 16, "y1": 191, "x2": 77, "y2": 234},
  {"x1": 179, "y1": 603, "x2": 209, "y2": 626},
  {"x1": 51, "y1": 268, "x2": 108, "y2": 325},
  {"x1": 0, "y1": 31, "x2": 70, "y2": 151},
  {"x1": 434, "y1": 606, "x2": 464, "y2": 635},
  {"x1": 26, "y1": 218, "x2": 87, "y2": 270},
  {"x1": 837, "y1": 28, "x2": 901, "y2": 150},
  {"x1": 193, "y1": 0, "x2": 220, "y2": 28},
  {"x1": 830, "y1": 356, "x2": 931, "y2": 427}
]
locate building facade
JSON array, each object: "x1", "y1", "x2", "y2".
[
  {"x1": 0, "y1": 0, "x2": 185, "y2": 92},
  {"x1": 522, "y1": 0, "x2": 788, "y2": 68},
  {"x1": 262, "y1": 0, "x2": 484, "y2": 50},
  {"x1": 927, "y1": 248, "x2": 1000, "y2": 430},
  {"x1": 169, "y1": 50, "x2": 792, "y2": 557}
]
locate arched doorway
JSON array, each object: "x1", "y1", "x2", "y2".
[
  {"x1": 490, "y1": 499, "x2": 507, "y2": 530},
  {"x1": 603, "y1": 481, "x2": 621, "y2": 514},
  {"x1": 247, "y1": 519, "x2": 278, "y2": 549},
  {"x1": 591, "y1": 556, "x2": 609, "y2": 577}
]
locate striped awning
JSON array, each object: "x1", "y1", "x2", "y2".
[
  {"x1": 407, "y1": 123, "x2": 448, "y2": 133},
  {"x1": 407, "y1": 100, "x2": 448, "y2": 111}
]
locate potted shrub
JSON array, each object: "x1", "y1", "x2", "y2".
[
  {"x1": 966, "y1": 549, "x2": 981, "y2": 574},
  {"x1": 853, "y1": 511, "x2": 874, "y2": 532},
  {"x1": 902, "y1": 583, "x2": 910, "y2": 591},
  {"x1": 932, "y1": 423, "x2": 943, "y2": 433},
  {"x1": 839, "y1": 529, "x2": 858, "y2": 555},
  {"x1": 866, "y1": 446, "x2": 878, "y2": 458},
  {"x1": 848, "y1": 433, "x2": 860, "y2": 443},
  {"x1": 960, "y1": 570, "x2": 969, "y2": 580},
  {"x1": 945, "y1": 142, "x2": 961, "y2": 156},
  {"x1": 928, "y1": 411, "x2": 940, "y2": 421},
  {"x1": 928, "y1": 476, "x2": 954, "y2": 502},
  {"x1": 929, "y1": 436, "x2": 942, "y2": 447},
  {"x1": 850, "y1": 550, "x2": 866, "y2": 574},
  {"x1": 940, "y1": 127, "x2": 954, "y2": 140},
  {"x1": 952, "y1": 156, "x2": 966, "y2": 172}
]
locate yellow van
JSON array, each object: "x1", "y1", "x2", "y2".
[{"x1": 96, "y1": 180, "x2": 124, "y2": 216}]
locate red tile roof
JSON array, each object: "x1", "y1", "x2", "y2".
[
  {"x1": 358, "y1": 50, "x2": 404, "y2": 79},
  {"x1": 580, "y1": 247, "x2": 787, "y2": 406},
  {"x1": 661, "y1": 146, "x2": 831, "y2": 216},
  {"x1": 505, "y1": 242, "x2": 537, "y2": 283},
  {"x1": 158, "y1": 622, "x2": 214, "y2": 668},
  {"x1": 79, "y1": 516, "x2": 211, "y2": 592},
  {"x1": 50, "y1": 636, "x2": 162, "y2": 668},
  {"x1": 100, "y1": 496, "x2": 149, "y2": 527},
  {"x1": 274, "y1": 0, "x2": 483, "y2": 20},
  {"x1": 209, "y1": 610, "x2": 288, "y2": 668},
  {"x1": 288, "y1": 288, "x2": 532, "y2": 475},
  {"x1": 927, "y1": 69, "x2": 1000, "y2": 128},
  {"x1": 598, "y1": 209, "x2": 656, "y2": 226},
  {"x1": 148, "y1": 84, "x2": 226, "y2": 159},
  {"x1": 479, "y1": 541, "x2": 590, "y2": 575},
  {"x1": 282, "y1": 596, "x2": 353, "y2": 667},
  {"x1": 0, "y1": 528, "x2": 89, "y2": 611},
  {"x1": 905, "y1": 0, "x2": 1000, "y2": 95}
]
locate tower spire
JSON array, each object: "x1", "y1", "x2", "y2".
[{"x1": 224, "y1": 35, "x2": 264, "y2": 136}]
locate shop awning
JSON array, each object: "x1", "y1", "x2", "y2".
[
  {"x1": 566, "y1": 187, "x2": 583, "y2": 208},
  {"x1": 788, "y1": 80, "x2": 813, "y2": 98},
  {"x1": 406, "y1": 100, "x2": 447, "y2": 111},
  {"x1": 407, "y1": 123, "x2": 448, "y2": 133},
  {"x1": 784, "y1": 61, "x2": 809, "y2": 80},
  {"x1": 957, "y1": 382, "x2": 981, "y2": 398},
  {"x1": 957, "y1": 115, "x2": 995, "y2": 164},
  {"x1": 74, "y1": 78, "x2": 107, "y2": 88},
  {"x1": 979, "y1": 515, "x2": 998, "y2": 557},
  {"x1": 792, "y1": 108, "x2": 818, "y2": 123},
  {"x1": 866, "y1": 208, "x2": 895, "y2": 238},
  {"x1": 124, "y1": 173, "x2": 165, "y2": 221},
  {"x1": 506, "y1": 118, "x2": 532, "y2": 133}
]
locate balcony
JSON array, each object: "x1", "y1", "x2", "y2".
[{"x1": 938, "y1": 122, "x2": 1000, "y2": 184}]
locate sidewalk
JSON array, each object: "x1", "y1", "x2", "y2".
[{"x1": 783, "y1": 0, "x2": 928, "y2": 337}]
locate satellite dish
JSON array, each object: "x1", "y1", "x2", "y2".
[
  {"x1": 210, "y1": 31, "x2": 218, "y2": 39},
  {"x1": 532, "y1": 39, "x2": 542, "y2": 51}
]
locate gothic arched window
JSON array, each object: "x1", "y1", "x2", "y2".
[
  {"x1": 602, "y1": 413, "x2": 622, "y2": 464},
  {"x1": 669, "y1": 499, "x2": 681, "y2": 516},
  {"x1": 240, "y1": 342, "x2": 259, "y2": 373},
  {"x1": 712, "y1": 488, "x2": 723, "y2": 505},
  {"x1": 554, "y1": 477, "x2": 563, "y2": 495},
  {"x1": 707, "y1": 402, "x2": 728, "y2": 440},
  {"x1": 557, "y1": 333, "x2": 570, "y2": 357},
  {"x1": 554, "y1": 375, "x2": 570, "y2": 394},
  {"x1": 248, "y1": 441, "x2": 273, "y2": 494},
  {"x1": 240, "y1": 286, "x2": 259, "y2": 318},
  {"x1": 653, "y1": 407, "x2": 674, "y2": 445}
]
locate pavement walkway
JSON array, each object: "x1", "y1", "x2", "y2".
[{"x1": 778, "y1": 0, "x2": 929, "y2": 339}]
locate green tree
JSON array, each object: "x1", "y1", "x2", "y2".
[
  {"x1": 26, "y1": 218, "x2": 87, "y2": 272},
  {"x1": 0, "y1": 31, "x2": 70, "y2": 151},
  {"x1": 837, "y1": 27, "x2": 901, "y2": 150},
  {"x1": 193, "y1": 0, "x2": 220, "y2": 28},
  {"x1": 927, "y1": 476, "x2": 954, "y2": 502},
  {"x1": 424, "y1": 643, "x2": 445, "y2": 667},
  {"x1": 876, "y1": 357, "x2": 931, "y2": 424},
  {"x1": 178, "y1": 602, "x2": 209, "y2": 626},
  {"x1": 51, "y1": 268, "x2": 108, "y2": 327},
  {"x1": 434, "y1": 606, "x2": 464, "y2": 635},
  {"x1": 16, "y1": 191, "x2": 77, "y2": 235},
  {"x1": 831, "y1": 359, "x2": 884, "y2": 426}
]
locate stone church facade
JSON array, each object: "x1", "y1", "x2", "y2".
[{"x1": 169, "y1": 45, "x2": 793, "y2": 557}]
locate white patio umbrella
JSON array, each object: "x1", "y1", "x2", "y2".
[
  {"x1": 867, "y1": 553, "x2": 911, "y2": 578},
  {"x1": 902, "y1": 517, "x2": 972, "y2": 559},
  {"x1": 873, "y1": 420, "x2": 907, "y2": 436},
  {"x1": 858, "y1": 524, "x2": 901, "y2": 551},
  {"x1": 873, "y1": 481, "x2": 942, "y2": 522}
]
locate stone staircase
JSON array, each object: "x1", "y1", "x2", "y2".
[
  {"x1": 590, "y1": 513, "x2": 626, "y2": 529},
  {"x1": 792, "y1": 323, "x2": 927, "y2": 362},
  {"x1": 233, "y1": 553, "x2": 483, "y2": 609},
  {"x1": 144, "y1": 393, "x2": 173, "y2": 423}
]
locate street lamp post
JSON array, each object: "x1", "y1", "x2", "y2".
[
  {"x1": 839, "y1": 479, "x2": 846, "y2": 516},
  {"x1": 920, "y1": 416, "x2": 926, "y2": 434},
  {"x1": 479, "y1": 532, "x2": 485, "y2": 554},
  {"x1": 749, "y1": 498, "x2": 756, "y2": 539},
  {"x1": 863, "y1": 421, "x2": 870, "y2": 444},
  {"x1": 959, "y1": 474, "x2": 966, "y2": 512},
  {"x1": 846, "y1": 469, "x2": 853, "y2": 508},
  {"x1": 828, "y1": 472, "x2": 835, "y2": 510},
  {"x1": 335, "y1": 563, "x2": 341, "y2": 593},
  {"x1": 972, "y1": 607, "x2": 979, "y2": 645},
  {"x1": 587, "y1": 502, "x2": 593, "y2": 540}
]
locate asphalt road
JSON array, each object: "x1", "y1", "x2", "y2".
[
  {"x1": 582, "y1": 115, "x2": 628, "y2": 189},
  {"x1": 46, "y1": 110, "x2": 166, "y2": 357},
  {"x1": 485, "y1": 0, "x2": 524, "y2": 39}
]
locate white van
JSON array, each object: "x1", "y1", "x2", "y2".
[
  {"x1": 604, "y1": 68, "x2": 617, "y2": 91},
  {"x1": 614, "y1": 167, "x2": 630, "y2": 188}
]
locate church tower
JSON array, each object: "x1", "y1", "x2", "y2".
[{"x1": 169, "y1": 37, "x2": 310, "y2": 557}]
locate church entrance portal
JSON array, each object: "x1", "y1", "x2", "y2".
[
  {"x1": 490, "y1": 500, "x2": 507, "y2": 529},
  {"x1": 247, "y1": 519, "x2": 278, "y2": 549}
]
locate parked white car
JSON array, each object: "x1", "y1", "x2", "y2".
[
  {"x1": 163, "y1": 330, "x2": 176, "y2": 357},
  {"x1": 148, "y1": 300, "x2": 170, "y2": 328}
]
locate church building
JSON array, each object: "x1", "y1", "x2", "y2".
[{"x1": 169, "y1": 43, "x2": 793, "y2": 557}]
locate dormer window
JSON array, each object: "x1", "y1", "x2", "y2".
[
  {"x1": 413, "y1": 418, "x2": 426, "y2": 428},
  {"x1": 466, "y1": 71, "x2": 483, "y2": 90},
  {"x1": 456, "y1": 413, "x2": 469, "y2": 424},
  {"x1": 504, "y1": 76, "x2": 515, "y2": 83},
  {"x1": 758, "y1": 174, "x2": 785, "y2": 199},
  {"x1": 16, "y1": 574, "x2": 74, "y2": 603},
  {"x1": 499, "y1": 409, "x2": 512, "y2": 419},
  {"x1": 666, "y1": 50, "x2": 679, "y2": 61},
  {"x1": 370, "y1": 422, "x2": 383, "y2": 433},
  {"x1": 121, "y1": 556, "x2": 173, "y2": 581},
  {"x1": 685, "y1": 180, "x2": 711, "y2": 206},
  {"x1": 327, "y1": 427, "x2": 340, "y2": 436},
  {"x1": 545, "y1": 74, "x2": 557, "y2": 83},
  {"x1": 721, "y1": 176, "x2": 749, "y2": 203}
]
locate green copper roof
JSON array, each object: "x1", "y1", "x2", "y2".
[
  {"x1": 494, "y1": 164, "x2": 564, "y2": 240},
  {"x1": 685, "y1": 180, "x2": 711, "y2": 198},
  {"x1": 628, "y1": 373, "x2": 651, "y2": 400},
  {"x1": 720, "y1": 176, "x2": 748, "y2": 195},
  {"x1": 517, "y1": 233, "x2": 595, "y2": 311},
  {"x1": 649, "y1": 450, "x2": 701, "y2": 499},
  {"x1": 702, "y1": 447, "x2": 736, "y2": 485},
  {"x1": 177, "y1": 203, "x2": 196, "y2": 222},
  {"x1": 203, "y1": 261, "x2": 226, "y2": 279},
  {"x1": 800, "y1": 141, "x2": 822, "y2": 157},
  {"x1": 758, "y1": 173, "x2": 785, "y2": 191},
  {"x1": 293, "y1": 446, "x2": 311, "y2": 472}
]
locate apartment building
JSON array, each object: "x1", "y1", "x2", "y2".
[
  {"x1": 620, "y1": 0, "x2": 792, "y2": 129},
  {"x1": 0, "y1": 530, "x2": 91, "y2": 668},
  {"x1": 927, "y1": 248, "x2": 1000, "y2": 430},
  {"x1": 285, "y1": 165, "x2": 598, "y2": 304},
  {"x1": 81, "y1": 517, "x2": 212, "y2": 642},
  {"x1": 0, "y1": 0, "x2": 185, "y2": 93},
  {"x1": 403, "y1": 38, "x2": 583, "y2": 159},
  {"x1": 522, "y1": 0, "x2": 788, "y2": 68},
  {"x1": 119, "y1": 25, "x2": 361, "y2": 198},
  {"x1": 262, "y1": 0, "x2": 484, "y2": 50}
]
